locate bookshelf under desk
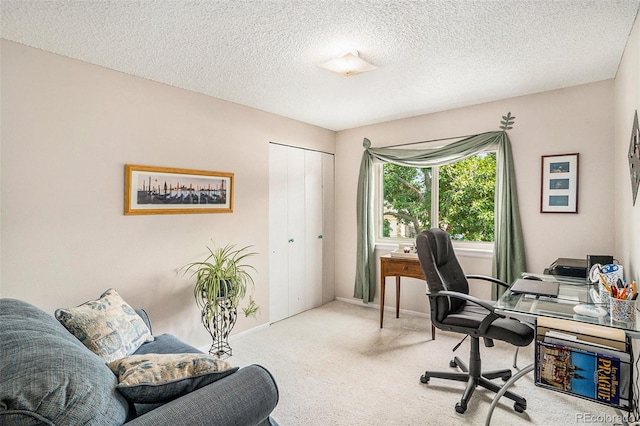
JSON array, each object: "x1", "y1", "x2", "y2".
[{"x1": 485, "y1": 274, "x2": 640, "y2": 425}]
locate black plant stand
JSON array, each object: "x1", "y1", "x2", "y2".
[{"x1": 202, "y1": 298, "x2": 237, "y2": 359}]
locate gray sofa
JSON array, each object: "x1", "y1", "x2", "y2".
[{"x1": 0, "y1": 298, "x2": 279, "y2": 425}]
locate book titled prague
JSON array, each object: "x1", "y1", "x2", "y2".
[{"x1": 536, "y1": 341, "x2": 623, "y2": 407}]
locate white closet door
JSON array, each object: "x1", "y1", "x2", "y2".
[
  {"x1": 322, "y1": 153, "x2": 336, "y2": 304},
  {"x1": 287, "y1": 148, "x2": 306, "y2": 316},
  {"x1": 304, "y1": 150, "x2": 323, "y2": 310},
  {"x1": 269, "y1": 144, "x2": 289, "y2": 323},
  {"x1": 270, "y1": 144, "x2": 334, "y2": 323}
]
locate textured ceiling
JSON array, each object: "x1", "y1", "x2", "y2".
[{"x1": 1, "y1": 1, "x2": 639, "y2": 131}]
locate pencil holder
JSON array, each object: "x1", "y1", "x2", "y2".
[
  {"x1": 598, "y1": 281, "x2": 612, "y2": 306},
  {"x1": 610, "y1": 297, "x2": 636, "y2": 323}
]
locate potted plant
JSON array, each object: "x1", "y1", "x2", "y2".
[{"x1": 181, "y1": 241, "x2": 259, "y2": 357}]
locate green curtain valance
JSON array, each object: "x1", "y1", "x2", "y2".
[{"x1": 354, "y1": 130, "x2": 526, "y2": 303}]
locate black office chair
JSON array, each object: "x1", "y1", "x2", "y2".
[{"x1": 415, "y1": 228, "x2": 534, "y2": 414}]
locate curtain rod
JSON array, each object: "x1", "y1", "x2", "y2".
[
  {"x1": 372, "y1": 133, "x2": 477, "y2": 149},
  {"x1": 366, "y1": 112, "x2": 514, "y2": 148}
]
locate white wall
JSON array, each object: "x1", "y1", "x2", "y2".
[
  {"x1": 0, "y1": 40, "x2": 335, "y2": 348},
  {"x1": 335, "y1": 81, "x2": 615, "y2": 315},
  {"x1": 614, "y1": 15, "x2": 640, "y2": 284}
]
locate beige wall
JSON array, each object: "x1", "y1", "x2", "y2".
[
  {"x1": 2, "y1": 22, "x2": 638, "y2": 340},
  {"x1": 614, "y1": 15, "x2": 640, "y2": 283},
  {"x1": 0, "y1": 40, "x2": 335, "y2": 348},
  {"x1": 335, "y1": 81, "x2": 615, "y2": 314}
]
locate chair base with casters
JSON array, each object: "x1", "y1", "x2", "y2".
[{"x1": 420, "y1": 336, "x2": 526, "y2": 414}]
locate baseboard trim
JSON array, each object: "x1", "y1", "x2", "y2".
[
  {"x1": 230, "y1": 322, "x2": 271, "y2": 341},
  {"x1": 335, "y1": 296, "x2": 430, "y2": 319}
]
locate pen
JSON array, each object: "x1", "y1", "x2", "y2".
[
  {"x1": 620, "y1": 285, "x2": 629, "y2": 299},
  {"x1": 599, "y1": 274, "x2": 612, "y2": 294},
  {"x1": 619, "y1": 281, "x2": 630, "y2": 299}
]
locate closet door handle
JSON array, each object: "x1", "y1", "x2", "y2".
[
  {"x1": 318, "y1": 235, "x2": 323, "y2": 239},
  {"x1": 288, "y1": 238, "x2": 295, "y2": 243}
]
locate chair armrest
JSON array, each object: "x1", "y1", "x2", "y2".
[
  {"x1": 465, "y1": 275, "x2": 510, "y2": 289},
  {"x1": 125, "y1": 364, "x2": 279, "y2": 426},
  {"x1": 429, "y1": 290, "x2": 497, "y2": 313},
  {"x1": 429, "y1": 290, "x2": 505, "y2": 334}
]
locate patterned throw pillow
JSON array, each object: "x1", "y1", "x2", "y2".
[
  {"x1": 108, "y1": 353, "x2": 239, "y2": 403},
  {"x1": 55, "y1": 288, "x2": 154, "y2": 362}
]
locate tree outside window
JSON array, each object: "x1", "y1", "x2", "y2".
[{"x1": 381, "y1": 152, "x2": 496, "y2": 242}]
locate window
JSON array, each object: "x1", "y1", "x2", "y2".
[{"x1": 378, "y1": 152, "x2": 496, "y2": 242}]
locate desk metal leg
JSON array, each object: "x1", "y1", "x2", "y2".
[{"x1": 484, "y1": 363, "x2": 534, "y2": 426}]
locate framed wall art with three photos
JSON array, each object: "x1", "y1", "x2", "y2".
[{"x1": 540, "y1": 153, "x2": 579, "y2": 213}]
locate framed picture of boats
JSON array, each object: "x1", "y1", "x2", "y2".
[{"x1": 124, "y1": 164, "x2": 233, "y2": 215}]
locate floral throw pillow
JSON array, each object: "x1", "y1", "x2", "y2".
[
  {"x1": 55, "y1": 288, "x2": 154, "y2": 362},
  {"x1": 108, "y1": 353, "x2": 238, "y2": 403}
]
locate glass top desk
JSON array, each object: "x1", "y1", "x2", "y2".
[
  {"x1": 485, "y1": 274, "x2": 640, "y2": 425},
  {"x1": 495, "y1": 273, "x2": 640, "y2": 338}
]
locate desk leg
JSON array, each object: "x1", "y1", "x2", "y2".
[
  {"x1": 395, "y1": 276, "x2": 401, "y2": 318},
  {"x1": 484, "y1": 363, "x2": 534, "y2": 426},
  {"x1": 380, "y1": 275, "x2": 386, "y2": 328}
]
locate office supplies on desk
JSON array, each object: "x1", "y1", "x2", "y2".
[
  {"x1": 610, "y1": 297, "x2": 636, "y2": 322},
  {"x1": 598, "y1": 272, "x2": 636, "y2": 300},
  {"x1": 521, "y1": 274, "x2": 543, "y2": 281},
  {"x1": 573, "y1": 304, "x2": 607, "y2": 318},
  {"x1": 510, "y1": 278, "x2": 560, "y2": 297},
  {"x1": 587, "y1": 255, "x2": 614, "y2": 280}
]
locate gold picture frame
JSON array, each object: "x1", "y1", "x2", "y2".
[{"x1": 124, "y1": 164, "x2": 233, "y2": 215}]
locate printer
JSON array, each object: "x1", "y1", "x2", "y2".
[
  {"x1": 544, "y1": 255, "x2": 614, "y2": 279},
  {"x1": 544, "y1": 258, "x2": 587, "y2": 278}
]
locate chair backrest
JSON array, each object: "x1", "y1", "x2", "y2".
[{"x1": 416, "y1": 228, "x2": 469, "y2": 321}]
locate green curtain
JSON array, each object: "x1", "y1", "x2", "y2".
[{"x1": 354, "y1": 131, "x2": 526, "y2": 303}]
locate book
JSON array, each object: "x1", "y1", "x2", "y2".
[
  {"x1": 536, "y1": 340, "x2": 629, "y2": 408},
  {"x1": 543, "y1": 333, "x2": 631, "y2": 363}
]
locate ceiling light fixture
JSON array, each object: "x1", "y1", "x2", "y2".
[{"x1": 318, "y1": 50, "x2": 377, "y2": 77}]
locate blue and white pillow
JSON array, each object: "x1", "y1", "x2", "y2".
[
  {"x1": 55, "y1": 288, "x2": 153, "y2": 362},
  {"x1": 108, "y1": 353, "x2": 238, "y2": 403}
]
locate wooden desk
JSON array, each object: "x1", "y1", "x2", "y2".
[{"x1": 379, "y1": 255, "x2": 435, "y2": 339}]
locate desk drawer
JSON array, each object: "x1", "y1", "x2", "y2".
[{"x1": 383, "y1": 260, "x2": 424, "y2": 279}]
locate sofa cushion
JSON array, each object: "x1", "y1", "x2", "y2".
[
  {"x1": 108, "y1": 353, "x2": 238, "y2": 403},
  {"x1": 55, "y1": 288, "x2": 153, "y2": 362},
  {"x1": 0, "y1": 298, "x2": 129, "y2": 425},
  {"x1": 134, "y1": 333, "x2": 202, "y2": 355}
]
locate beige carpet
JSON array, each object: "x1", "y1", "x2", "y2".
[{"x1": 230, "y1": 300, "x2": 627, "y2": 426}]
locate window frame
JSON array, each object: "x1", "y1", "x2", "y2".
[{"x1": 374, "y1": 150, "x2": 496, "y2": 256}]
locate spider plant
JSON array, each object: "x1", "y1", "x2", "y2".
[{"x1": 181, "y1": 242, "x2": 259, "y2": 325}]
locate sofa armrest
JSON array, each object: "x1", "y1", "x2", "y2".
[
  {"x1": 134, "y1": 309, "x2": 152, "y2": 334},
  {"x1": 125, "y1": 364, "x2": 279, "y2": 426}
]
